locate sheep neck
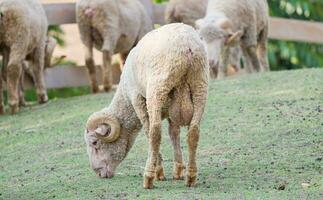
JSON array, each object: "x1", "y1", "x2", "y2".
[{"x1": 107, "y1": 86, "x2": 142, "y2": 151}]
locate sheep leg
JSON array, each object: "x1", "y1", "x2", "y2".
[
  {"x1": 241, "y1": 46, "x2": 254, "y2": 73},
  {"x1": 144, "y1": 88, "x2": 169, "y2": 189},
  {"x1": 31, "y1": 46, "x2": 48, "y2": 104},
  {"x1": 132, "y1": 95, "x2": 166, "y2": 181},
  {"x1": 84, "y1": 44, "x2": 99, "y2": 93},
  {"x1": 18, "y1": 62, "x2": 27, "y2": 107},
  {"x1": 245, "y1": 45, "x2": 261, "y2": 73},
  {"x1": 257, "y1": 28, "x2": 270, "y2": 72},
  {"x1": 102, "y1": 50, "x2": 113, "y2": 92},
  {"x1": 186, "y1": 66, "x2": 208, "y2": 187},
  {"x1": 0, "y1": 65, "x2": 3, "y2": 115},
  {"x1": 0, "y1": 51, "x2": 9, "y2": 114},
  {"x1": 155, "y1": 153, "x2": 166, "y2": 181},
  {"x1": 217, "y1": 48, "x2": 230, "y2": 79},
  {"x1": 6, "y1": 51, "x2": 24, "y2": 114},
  {"x1": 169, "y1": 120, "x2": 185, "y2": 180},
  {"x1": 119, "y1": 53, "x2": 129, "y2": 71}
]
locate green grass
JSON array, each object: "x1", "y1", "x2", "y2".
[{"x1": 0, "y1": 69, "x2": 322, "y2": 200}]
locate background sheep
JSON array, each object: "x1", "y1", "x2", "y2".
[
  {"x1": 85, "y1": 23, "x2": 209, "y2": 189},
  {"x1": 18, "y1": 36, "x2": 58, "y2": 107},
  {"x1": 165, "y1": 0, "x2": 242, "y2": 78},
  {"x1": 76, "y1": 0, "x2": 153, "y2": 93},
  {"x1": 0, "y1": 0, "x2": 48, "y2": 114},
  {"x1": 196, "y1": 0, "x2": 270, "y2": 79}
]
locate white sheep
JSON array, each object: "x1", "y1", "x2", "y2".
[
  {"x1": 18, "y1": 36, "x2": 58, "y2": 107},
  {"x1": 85, "y1": 23, "x2": 209, "y2": 189},
  {"x1": 76, "y1": 0, "x2": 153, "y2": 93},
  {"x1": 165, "y1": 0, "x2": 208, "y2": 27},
  {"x1": 196, "y1": 0, "x2": 270, "y2": 79},
  {"x1": 165, "y1": 0, "x2": 243, "y2": 78},
  {"x1": 0, "y1": 0, "x2": 48, "y2": 114}
]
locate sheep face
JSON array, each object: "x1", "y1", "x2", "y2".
[
  {"x1": 85, "y1": 111, "x2": 127, "y2": 178},
  {"x1": 196, "y1": 18, "x2": 243, "y2": 69},
  {"x1": 85, "y1": 130, "x2": 121, "y2": 178}
]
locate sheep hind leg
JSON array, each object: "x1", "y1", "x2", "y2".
[
  {"x1": 169, "y1": 120, "x2": 185, "y2": 180},
  {"x1": 257, "y1": 28, "x2": 270, "y2": 72},
  {"x1": 31, "y1": 46, "x2": 48, "y2": 104},
  {"x1": 0, "y1": 52, "x2": 9, "y2": 114},
  {"x1": 119, "y1": 52, "x2": 129, "y2": 71},
  {"x1": 102, "y1": 50, "x2": 113, "y2": 92},
  {"x1": 7, "y1": 51, "x2": 24, "y2": 114},
  {"x1": 155, "y1": 153, "x2": 166, "y2": 181},
  {"x1": 0, "y1": 68, "x2": 4, "y2": 115},
  {"x1": 18, "y1": 62, "x2": 27, "y2": 107},
  {"x1": 85, "y1": 45, "x2": 99, "y2": 93}
]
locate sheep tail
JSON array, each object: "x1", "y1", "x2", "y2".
[{"x1": 84, "y1": 7, "x2": 95, "y2": 18}]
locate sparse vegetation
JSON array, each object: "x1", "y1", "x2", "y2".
[{"x1": 0, "y1": 69, "x2": 322, "y2": 199}]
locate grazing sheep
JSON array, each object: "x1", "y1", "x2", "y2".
[
  {"x1": 0, "y1": 0, "x2": 48, "y2": 114},
  {"x1": 196, "y1": 0, "x2": 270, "y2": 79},
  {"x1": 165, "y1": 0, "x2": 208, "y2": 27},
  {"x1": 165, "y1": 0, "x2": 242, "y2": 78},
  {"x1": 85, "y1": 23, "x2": 209, "y2": 189},
  {"x1": 76, "y1": 0, "x2": 153, "y2": 93},
  {"x1": 18, "y1": 36, "x2": 58, "y2": 107}
]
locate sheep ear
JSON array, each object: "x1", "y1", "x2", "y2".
[
  {"x1": 95, "y1": 124, "x2": 111, "y2": 136},
  {"x1": 226, "y1": 31, "x2": 243, "y2": 46},
  {"x1": 216, "y1": 18, "x2": 232, "y2": 30},
  {"x1": 195, "y1": 19, "x2": 203, "y2": 29}
]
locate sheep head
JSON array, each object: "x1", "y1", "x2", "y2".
[
  {"x1": 85, "y1": 110, "x2": 126, "y2": 178},
  {"x1": 195, "y1": 17, "x2": 243, "y2": 70}
]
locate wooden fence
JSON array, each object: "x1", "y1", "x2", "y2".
[{"x1": 31, "y1": 2, "x2": 323, "y2": 89}]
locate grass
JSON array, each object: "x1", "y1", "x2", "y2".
[{"x1": 0, "y1": 69, "x2": 322, "y2": 200}]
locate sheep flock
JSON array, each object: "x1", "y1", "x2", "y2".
[{"x1": 0, "y1": 0, "x2": 270, "y2": 189}]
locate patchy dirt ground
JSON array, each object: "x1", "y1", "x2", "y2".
[{"x1": 0, "y1": 69, "x2": 322, "y2": 199}]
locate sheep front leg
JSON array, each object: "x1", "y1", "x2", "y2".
[
  {"x1": 31, "y1": 46, "x2": 48, "y2": 104},
  {"x1": 0, "y1": 51, "x2": 9, "y2": 114},
  {"x1": 257, "y1": 28, "x2": 270, "y2": 72},
  {"x1": 84, "y1": 45, "x2": 99, "y2": 93},
  {"x1": 102, "y1": 50, "x2": 113, "y2": 92},
  {"x1": 217, "y1": 48, "x2": 231, "y2": 79},
  {"x1": 0, "y1": 68, "x2": 4, "y2": 115},
  {"x1": 132, "y1": 95, "x2": 166, "y2": 182},
  {"x1": 169, "y1": 120, "x2": 185, "y2": 180},
  {"x1": 7, "y1": 53, "x2": 24, "y2": 114},
  {"x1": 245, "y1": 45, "x2": 261, "y2": 73}
]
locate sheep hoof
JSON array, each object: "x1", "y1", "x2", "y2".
[
  {"x1": 103, "y1": 86, "x2": 113, "y2": 93},
  {"x1": 155, "y1": 167, "x2": 166, "y2": 181},
  {"x1": 9, "y1": 104, "x2": 19, "y2": 114},
  {"x1": 186, "y1": 176, "x2": 197, "y2": 187},
  {"x1": 92, "y1": 86, "x2": 99, "y2": 94},
  {"x1": 143, "y1": 175, "x2": 154, "y2": 189},
  {"x1": 38, "y1": 93, "x2": 48, "y2": 104},
  {"x1": 173, "y1": 163, "x2": 185, "y2": 180}
]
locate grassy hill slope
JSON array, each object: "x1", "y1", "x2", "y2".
[{"x1": 0, "y1": 69, "x2": 322, "y2": 199}]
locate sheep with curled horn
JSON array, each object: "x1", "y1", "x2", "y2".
[{"x1": 85, "y1": 23, "x2": 209, "y2": 189}]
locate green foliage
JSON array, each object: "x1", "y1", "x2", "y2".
[
  {"x1": 268, "y1": 0, "x2": 323, "y2": 70},
  {"x1": 48, "y1": 25, "x2": 65, "y2": 47},
  {"x1": 155, "y1": 0, "x2": 323, "y2": 70},
  {"x1": 0, "y1": 69, "x2": 322, "y2": 199}
]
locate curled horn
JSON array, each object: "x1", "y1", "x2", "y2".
[{"x1": 86, "y1": 111, "x2": 121, "y2": 143}]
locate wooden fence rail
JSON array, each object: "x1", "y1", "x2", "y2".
[{"x1": 26, "y1": 2, "x2": 323, "y2": 89}]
